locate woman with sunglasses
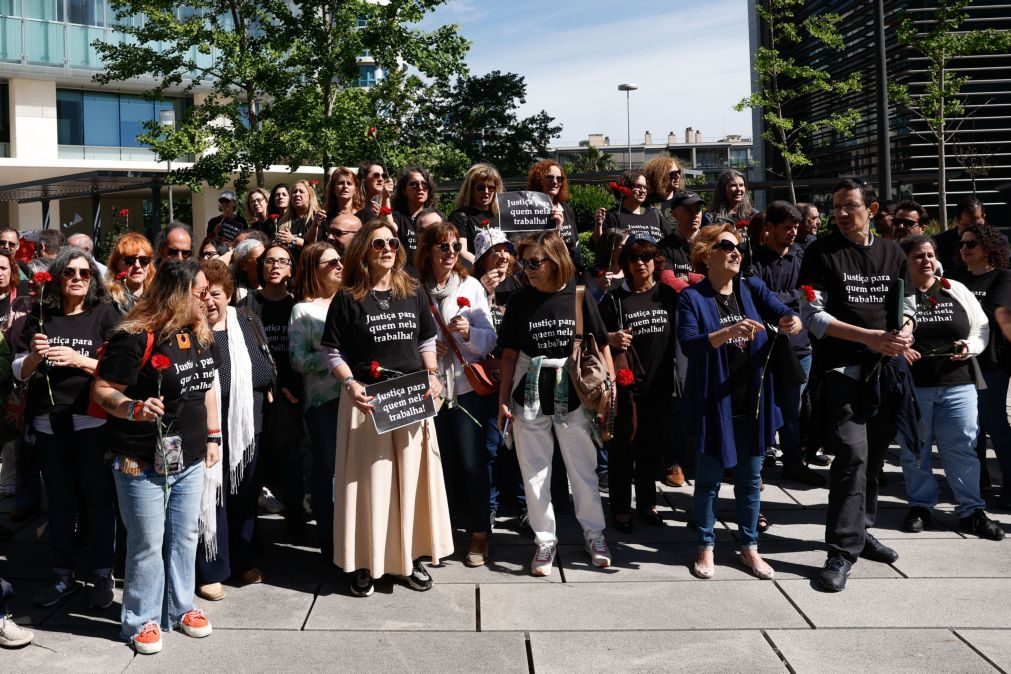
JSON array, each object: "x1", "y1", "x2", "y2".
[
  {"x1": 14, "y1": 248, "x2": 121, "y2": 608},
  {"x1": 106, "y1": 232, "x2": 155, "y2": 315},
  {"x1": 355, "y1": 160, "x2": 395, "y2": 225},
  {"x1": 417, "y1": 222, "x2": 498, "y2": 567},
  {"x1": 198, "y1": 237, "x2": 229, "y2": 263},
  {"x1": 677, "y1": 224, "x2": 799, "y2": 580},
  {"x1": 642, "y1": 155, "x2": 684, "y2": 223},
  {"x1": 527, "y1": 160, "x2": 581, "y2": 268},
  {"x1": 392, "y1": 166, "x2": 439, "y2": 268},
  {"x1": 497, "y1": 231, "x2": 615, "y2": 576},
  {"x1": 276, "y1": 180, "x2": 326, "y2": 258},
  {"x1": 450, "y1": 163, "x2": 504, "y2": 265},
  {"x1": 321, "y1": 219, "x2": 450, "y2": 597},
  {"x1": 324, "y1": 168, "x2": 365, "y2": 221},
  {"x1": 599, "y1": 234, "x2": 681, "y2": 532},
  {"x1": 595, "y1": 169, "x2": 671, "y2": 246},
  {"x1": 289, "y1": 242, "x2": 344, "y2": 561},
  {"x1": 703, "y1": 169, "x2": 757, "y2": 226},
  {"x1": 951, "y1": 222, "x2": 1011, "y2": 508}
]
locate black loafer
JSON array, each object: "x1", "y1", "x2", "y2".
[
  {"x1": 816, "y1": 555, "x2": 852, "y2": 592},
  {"x1": 960, "y1": 509, "x2": 1005, "y2": 541},
  {"x1": 860, "y1": 533, "x2": 898, "y2": 564},
  {"x1": 637, "y1": 509, "x2": 664, "y2": 528},
  {"x1": 902, "y1": 507, "x2": 931, "y2": 533}
]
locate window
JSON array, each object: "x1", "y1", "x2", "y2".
[
  {"x1": 0, "y1": 81, "x2": 9, "y2": 155},
  {"x1": 356, "y1": 14, "x2": 367, "y2": 28},
  {"x1": 61, "y1": 0, "x2": 106, "y2": 26},
  {"x1": 83, "y1": 92, "x2": 119, "y2": 145},
  {"x1": 57, "y1": 89, "x2": 84, "y2": 145},
  {"x1": 57, "y1": 88, "x2": 186, "y2": 147},
  {"x1": 356, "y1": 64, "x2": 376, "y2": 88},
  {"x1": 23, "y1": 0, "x2": 59, "y2": 20}
]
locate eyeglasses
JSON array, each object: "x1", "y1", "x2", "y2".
[
  {"x1": 62, "y1": 267, "x2": 92, "y2": 281},
  {"x1": 407, "y1": 181, "x2": 429, "y2": 190},
  {"x1": 371, "y1": 237, "x2": 401, "y2": 252},
  {"x1": 264, "y1": 257, "x2": 292, "y2": 267},
  {"x1": 958, "y1": 240, "x2": 980, "y2": 250},
  {"x1": 327, "y1": 229, "x2": 356, "y2": 239},
  {"x1": 199, "y1": 250, "x2": 218, "y2": 259},
  {"x1": 166, "y1": 247, "x2": 192, "y2": 259},
  {"x1": 628, "y1": 254, "x2": 655, "y2": 264},
  {"x1": 473, "y1": 184, "x2": 497, "y2": 193},
  {"x1": 192, "y1": 286, "x2": 209, "y2": 299},
  {"x1": 369, "y1": 172, "x2": 389, "y2": 180},
  {"x1": 545, "y1": 175, "x2": 566, "y2": 184},
  {"x1": 520, "y1": 257, "x2": 550, "y2": 270},
  {"x1": 123, "y1": 255, "x2": 151, "y2": 267},
  {"x1": 712, "y1": 240, "x2": 747, "y2": 254},
  {"x1": 833, "y1": 203, "x2": 865, "y2": 214},
  {"x1": 632, "y1": 184, "x2": 648, "y2": 192},
  {"x1": 319, "y1": 258, "x2": 342, "y2": 269},
  {"x1": 0, "y1": 241, "x2": 18, "y2": 250}
]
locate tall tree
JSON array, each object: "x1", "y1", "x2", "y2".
[
  {"x1": 889, "y1": 0, "x2": 1011, "y2": 225},
  {"x1": 736, "y1": 0, "x2": 861, "y2": 203}
]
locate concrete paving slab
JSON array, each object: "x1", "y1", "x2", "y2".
[
  {"x1": 433, "y1": 541, "x2": 562, "y2": 583},
  {"x1": 306, "y1": 583, "x2": 475, "y2": 631},
  {"x1": 870, "y1": 507, "x2": 965, "y2": 539},
  {"x1": 193, "y1": 581, "x2": 318, "y2": 630},
  {"x1": 42, "y1": 582, "x2": 122, "y2": 629},
  {"x1": 756, "y1": 542, "x2": 903, "y2": 581},
  {"x1": 5, "y1": 626, "x2": 134, "y2": 673},
  {"x1": 779, "y1": 578, "x2": 1011, "y2": 628},
  {"x1": 124, "y1": 630, "x2": 528, "y2": 673},
  {"x1": 558, "y1": 535, "x2": 738, "y2": 584},
  {"x1": 890, "y1": 539, "x2": 1011, "y2": 578},
  {"x1": 530, "y1": 630, "x2": 786, "y2": 673},
  {"x1": 956, "y1": 630, "x2": 1011, "y2": 672},
  {"x1": 480, "y1": 581, "x2": 808, "y2": 631},
  {"x1": 767, "y1": 628, "x2": 994, "y2": 673}
]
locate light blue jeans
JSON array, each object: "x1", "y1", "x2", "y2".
[
  {"x1": 693, "y1": 417, "x2": 763, "y2": 549},
  {"x1": 898, "y1": 384, "x2": 985, "y2": 517},
  {"x1": 113, "y1": 460, "x2": 205, "y2": 641}
]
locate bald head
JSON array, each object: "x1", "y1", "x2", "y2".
[
  {"x1": 326, "y1": 213, "x2": 362, "y2": 252},
  {"x1": 68, "y1": 233, "x2": 95, "y2": 256}
]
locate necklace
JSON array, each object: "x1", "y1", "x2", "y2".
[{"x1": 370, "y1": 289, "x2": 391, "y2": 310}]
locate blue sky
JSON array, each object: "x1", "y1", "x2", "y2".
[{"x1": 421, "y1": 0, "x2": 754, "y2": 147}]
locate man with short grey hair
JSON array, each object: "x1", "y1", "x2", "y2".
[{"x1": 68, "y1": 232, "x2": 108, "y2": 278}]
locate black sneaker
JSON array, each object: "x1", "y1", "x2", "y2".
[
  {"x1": 807, "y1": 449, "x2": 832, "y2": 466},
  {"x1": 598, "y1": 473, "x2": 609, "y2": 494},
  {"x1": 781, "y1": 463, "x2": 826, "y2": 487},
  {"x1": 959, "y1": 509, "x2": 1005, "y2": 541},
  {"x1": 35, "y1": 575, "x2": 80, "y2": 608},
  {"x1": 816, "y1": 555, "x2": 852, "y2": 592},
  {"x1": 349, "y1": 569, "x2": 374, "y2": 597},
  {"x1": 406, "y1": 560, "x2": 433, "y2": 592},
  {"x1": 860, "y1": 533, "x2": 898, "y2": 564},
  {"x1": 902, "y1": 507, "x2": 932, "y2": 533}
]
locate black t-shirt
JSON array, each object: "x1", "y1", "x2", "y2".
[
  {"x1": 212, "y1": 316, "x2": 274, "y2": 438},
  {"x1": 599, "y1": 282, "x2": 679, "y2": 397},
  {"x1": 0, "y1": 293, "x2": 10, "y2": 328},
  {"x1": 493, "y1": 274, "x2": 525, "y2": 311},
  {"x1": 798, "y1": 232, "x2": 908, "y2": 371},
  {"x1": 603, "y1": 206, "x2": 671, "y2": 242},
  {"x1": 910, "y1": 282, "x2": 974, "y2": 387},
  {"x1": 392, "y1": 210, "x2": 420, "y2": 267},
  {"x1": 498, "y1": 280, "x2": 609, "y2": 414},
  {"x1": 242, "y1": 291, "x2": 298, "y2": 392},
  {"x1": 713, "y1": 291, "x2": 750, "y2": 416},
  {"x1": 321, "y1": 287, "x2": 436, "y2": 383},
  {"x1": 658, "y1": 229, "x2": 692, "y2": 277},
  {"x1": 951, "y1": 267, "x2": 1011, "y2": 371},
  {"x1": 19, "y1": 303, "x2": 121, "y2": 417},
  {"x1": 449, "y1": 206, "x2": 494, "y2": 244},
  {"x1": 208, "y1": 214, "x2": 248, "y2": 242},
  {"x1": 99, "y1": 329, "x2": 217, "y2": 466}
]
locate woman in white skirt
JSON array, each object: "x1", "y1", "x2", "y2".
[{"x1": 321, "y1": 219, "x2": 452, "y2": 597}]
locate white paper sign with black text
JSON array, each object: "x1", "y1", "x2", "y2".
[
  {"x1": 365, "y1": 370, "x2": 437, "y2": 435},
  {"x1": 497, "y1": 191, "x2": 553, "y2": 232}
]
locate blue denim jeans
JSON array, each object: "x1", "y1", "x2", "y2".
[
  {"x1": 899, "y1": 384, "x2": 985, "y2": 517},
  {"x1": 305, "y1": 398, "x2": 338, "y2": 546},
  {"x1": 977, "y1": 367, "x2": 1011, "y2": 486},
  {"x1": 114, "y1": 459, "x2": 204, "y2": 641},
  {"x1": 435, "y1": 391, "x2": 497, "y2": 533},
  {"x1": 776, "y1": 353, "x2": 812, "y2": 467},
  {"x1": 693, "y1": 417, "x2": 763, "y2": 549}
]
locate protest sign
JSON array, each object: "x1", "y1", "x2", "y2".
[
  {"x1": 365, "y1": 370, "x2": 437, "y2": 435},
  {"x1": 497, "y1": 191, "x2": 553, "y2": 232}
]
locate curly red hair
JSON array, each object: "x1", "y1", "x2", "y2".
[{"x1": 527, "y1": 160, "x2": 570, "y2": 203}]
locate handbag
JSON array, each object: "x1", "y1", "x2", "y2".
[
  {"x1": 565, "y1": 286, "x2": 613, "y2": 418},
  {"x1": 767, "y1": 330, "x2": 807, "y2": 387},
  {"x1": 426, "y1": 292, "x2": 500, "y2": 397}
]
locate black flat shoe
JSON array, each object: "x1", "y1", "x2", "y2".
[
  {"x1": 637, "y1": 509, "x2": 664, "y2": 527},
  {"x1": 860, "y1": 533, "x2": 898, "y2": 564}
]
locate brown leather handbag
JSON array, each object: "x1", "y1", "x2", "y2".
[
  {"x1": 566, "y1": 286, "x2": 613, "y2": 418},
  {"x1": 427, "y1": 292, "x2": 501, "y2": 397}
]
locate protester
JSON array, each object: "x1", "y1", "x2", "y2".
[
  {"x1": 934, "y1": 195, "x2": 986, "y2": 271},
  {"x1": 418, "y1": 222, "x2": 498, "y2": 567},
  {"x1": 896, "y1": 236, "x2": 1003, "y2": 540},
  {"x1": 245, "y1": 188, "x2": 271, "y2": 234},
  {"x1": 873, "y1": 200, "x2": 897, "y2": 240},
  {"x1": 892, "y1": 200, "x2": 928, "y2": 240},
  {"x1": 67, "y1": 233, "x2": 109, "y2": 277},
  {"x1": 659, "y1": 191, "x2": 705, "y2": 278},
  {"x1": 392, "y1": 166, "x2": 439, "y2": 266},
  {"x1": 289, "y1": 242, "x2": 343, "y2": 561},
  {"x1": 415, "y1": 209, "x2": 445, "y2": 236},
  {"x1": 196, "y1": 260, "x2": 275, "y2": 601},
  {"x1": 526, "y1": 160, "x2": 580, "y2": 265},
  {"x1": 0, "y1": 578, "x2": 34, "y2": 647},
  {"x1": 198, "y1": 237, "x2": 229, "y2": 262},
  {"x1": 795, "y1": 203, "x2": 820, "y2": 249},
  {"x1": 599, "y1": 234, "x2": 680, "y2": 531},
  {"x1": 642, "y1": 155, "x2": 683, "y2": 222},
  {"x1": 497, "y1": 231, "x2": 615, "y2": 576},
  {"x1": 678, "y1": 224, "x2": 799, "y2": 580},
  {"x1": 355, "y1": 160, "x2": 394, "y2": 225},
  {"x1": 581, "y1": 228, "x2": 629, "y2": 301},
  {"x1": 950, "y1": 222, "x2": 1011, "y2": 507},
  {"x1": 229, "y1": 238, "x2": 263, "y2": 305},
  {"x1": 276, "y1": 180, "x2": 325, "y2": 259},
  {"x1": 155, "y1": 222, "x2": 193, "y2": 265},
  {"x1": 473, "y1": 227, "x2": 519, "y2": 329},
  {"x1": 0, "y1": 250, "x2": 16, "y2": 497},
  {"x1": 92, "y1": 258, "x2": 219, "y2": 655},
  {"x1": 799, "y1": 178, "x2": 916, "y2": 592},
  {"x1": 14, "y1": 249, "x2": 120, "y2": 608},
  {"x1": 36, "y1": 229, "x2": 64, "y2": 262},
  {"x1": 321, "y1": 219, "x2": 451, "y2": 597},
  {"x1": 268, "y1": 183, "x2": 290, "y2": 219},
  {"x1": 324, "y1": 213, "x2": 363, "y2": 255},
  {"x1": 450, "y1": 163, "x2": 503, "y2": 264},
  {"x1": 596, "y1": 169, "x2": 671, "y2": 244},
  {"x1": 324, "y1": 167, "x2": 365, "y2": 220},
  {"x1": 106, "y1": 232, "x2": 154, "y2": 315},
  {"x1": 209, "y1": 190, "x2": 248, "y2": 243},
  {"x1": 703, "y1": 169, "x2": 756, "y2": 226}
]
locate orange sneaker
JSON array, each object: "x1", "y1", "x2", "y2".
[
  {"x1": 132, "y1": 622, "x2": 162, "y2": 654},
  {"x1": 179, "y1": 608, "x2": 212, "y2": 638}
]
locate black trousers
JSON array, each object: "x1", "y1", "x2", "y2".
[
  {"x1": 821, "y1": 372, "x2": 899, "y2": 562},
  {"x1": 609, "y1": 395, "x2": 666, "y2": 515}
]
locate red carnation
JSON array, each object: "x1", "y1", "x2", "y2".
[
  {"x1": 367, "y1": 127, "x2": 378, "y2": 138},
  {"x1": 457, "y1": 297, "x2": 471, "y2": 309},
  {"x1": 33, "y1": 271, "x2": 52, "y2": 285},
  {"x1": 608, "y1": 181, "x2": 632, "y2": 198},
  {"x1": 737, "y1": 219, "x2": 750, "y2": 230},
  {"x1": 118, "y1": 208, "x2": 129, "y2": 217},
  {"x1": 801, "y1": 285, "x2": 816, "y2": 302},
  {"x1": 369, "y1": 360, "x2": 382, "y2": 380},
  {"x1": 116, "y1": 271, "x2": 129, "y2": 280},
  {"x1": 309, "y1": 179, "x2": 319, "y2": 187},
  {"x1": 927, "y1": 296, "x2": 940, "y2": 307},
  {"x1": 616, "y1": 368, "x2": 635, "y2": 387},
  {"x1": 480, "y1": 219, "x2": 491, "y2": 227},
  {"x1": 379, "y1": 206, "x2": 392, "y2": 216},
  {"x1": 150, "y1": 354, "x2": 171, "y2": 371},
  {"x1": 269, "y1": 213, "x2": 280, "y2": 220},
  {"x1": 939, "y1": 276, "x2": 951, "y2": 290}
]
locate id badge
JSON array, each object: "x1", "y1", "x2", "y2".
[{"x1": 154, "y1": 435, "x2": 185, "y2": 475}]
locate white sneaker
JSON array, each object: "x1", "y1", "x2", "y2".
[
  {"x1": 530, "y1": 543, "x2": 556, "y2": 577},
  {"x1": 585, "y1": 534, "x2": 611, "y2": 568},
  {"x1": 0, "y1": 614, "x2": 34, "y2": 648},
  {"x1": 258, "y1": 487, "x2": 284, "y2": 514}
]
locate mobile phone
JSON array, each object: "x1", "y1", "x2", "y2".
[{"x1": 501, "y1": 416, "x2": 512, "y2": 449}]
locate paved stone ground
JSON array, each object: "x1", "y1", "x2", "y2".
[{"x1": 2, "y1": 446, "x2": 1010, "y2": 672}]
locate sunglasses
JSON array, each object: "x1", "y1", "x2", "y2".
[
  {"x1": 166, "y1": 247, "x2": 192, "y2": 259},
  {"x1": 407, "y1": 181, "x2": 429, "y2": 190},
  {"x1": 628, "y1": 254, "x2": 655, "y2": 264},
  {"x1": 369, "y1": 172, "x2": 389, "y2": 180},
  {"x1": 670, "y1": 171, "x2": 682, "y2": 179},
  {"x1": 371, "y1": 237, "x2": 401, "y2": 252},
  {"x1": 893, "y1": 217, "x2": 921, "y2": 229},
  {"x1": 62, "y1": 267, "x2": 92, "y2": 281},
  {"x1": 319, "y1": 258, "x2": 342, "y2": 269},
  {"x1": 123, "y1": 255, "x2": 152, "y2": 267},
  {"x1": 959, "y1": 240, "x2": 980, "y2": 250},
  {"x1": 0, "y1": 241, "x2": 18, "y2": 250},
  {"x1": 473, "y1": 184, "x2": 497, "y2": 193},
  {"x1": 713, "y1": 240, "x2": 747, "y2": 254},
  {"x1": 264, "y1": 257, "x2": 292, "y2": 267},
  {"x1": 520, "y1": 257, "x2": 550, "y2": 270},
  {"x1": 545, "y1": 175, "x2": 566, "y2": 184},
  {"x1": 438, "y1": 241, "x2": 463, "y2": 254},
  {"x1": 327, "y1": 228, "x2": 356, "y2": 239}
]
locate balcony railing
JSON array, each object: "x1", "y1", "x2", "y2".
[{"x1": 58, "y1": 145, "x2": 194, "y2": 162}]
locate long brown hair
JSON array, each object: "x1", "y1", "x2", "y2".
[
  {"x1": 324, "y1": 168, "x2": 365, "y2": 217},
  {"x1": 118, "y1": 258, "x2": 211, "y2": 346},
  {"x1": 341, "y1": 220, "x2": 417, "y2": 302},
  {"x1": 416, "y1": 222, "x2": 469, "y2": 283},
  {"x1": 293, "y1": 242, "x2": 339, "y2": 302}
]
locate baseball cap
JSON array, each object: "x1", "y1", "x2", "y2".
[
  {"x1": 671, "y1": 191, "x2": 704, "y2": 208},
  {"x1": 218, "y1": 190, "x2": 237, "y2": 202}
]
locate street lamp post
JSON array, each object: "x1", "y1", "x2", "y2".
[
  {"x1": 618, "y1": 83, "x2": 638, "y2": 169},
  {"x1": 159, "y1": 108, "x2": 176, "y2": 222}
]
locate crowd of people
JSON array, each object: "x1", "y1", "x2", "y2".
[{"x1": 0, "y1": 160, "x2": 1009, "y2": 653}]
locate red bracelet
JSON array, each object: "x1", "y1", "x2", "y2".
[{"x1": 207, "y1": 428, "x2": 221, "y2": 434}]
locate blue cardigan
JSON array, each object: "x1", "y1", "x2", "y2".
[{"x1": 677, "y1": 275, "x2": 795, "y2": 468}]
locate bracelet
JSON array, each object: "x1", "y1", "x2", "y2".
[
  {"x1": 126, "y1": 400, "x2": 142, "y2": 421},
  {"x1": 427, "y1": 369, "x2": 440, "y2": 376},
  {"x1": 207, "y1": 428, "x2": 221, "y2": 435},
  {"x1": 342, "y1": 376, "x2": 358, "y2": 392},
  {"x1": 207, "y1": 434, "x2": 222, "y2": 444}
]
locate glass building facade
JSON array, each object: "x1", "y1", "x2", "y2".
[
  {"x1": 55, "y1": 89, "x2": 186, "y2": 159},
  {"x1": 0, "y1": 81, "x2": 9, "y2": 157}
]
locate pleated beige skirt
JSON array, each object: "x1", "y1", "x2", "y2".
[{"x1": 332, "y1": 391, "x2": 454, "y2": 578}]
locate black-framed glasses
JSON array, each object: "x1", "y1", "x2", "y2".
[
  {"x1": 713, "y1": 240, "x2": 747, "y2": 254},
  {"x1": 0, "y1": 240, "x2": 18, "y2": 250},
  {"x1": 669, "y1": 171, "x2": 682, "y2": 179},
  {"x1": 319, "y1": 257, "x2": 342, "y2": 269},
  {"x1": 264, "y1": 257, "x2": 292, "y2": 267},
  {"x1": 62, "y1": 267, "x2": 92, "y2": 280},
  {"x1": 438, "y1": 241, "x2": 463, "y2": 254},
  {"x1": 327, "y1": 228, "x2": 356, "y2": 239},
  {"x1": 371, "y1": 237, "x2": 401, "y2": 252},
  {"x1": 166, "y1": 247, "x2": 192, "y2": 259},
  {"x1": 545, "y1": 175, "x2": 566, "y2": 184},
  {"x1": 959, "y1": 239, "x2": 980, "y2": 250},
  {"x1": 473, "y1": 184, "x2": 497, "y2": 193},
  {"x1": 407, "y1": 181, "x2": 429, "y2": 190},
  {"x1": 631, "y1": 184, "x2": 648, "y2": 192},
  {"x1": 123, "y1": 255, "x2": 151, "y2": 267},
  {"x1": 520, "y1": 257, "x2": 550, "y2": 270}
]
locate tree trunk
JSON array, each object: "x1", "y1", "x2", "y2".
[{"x1": 938, "y1": 66, "x2": 948, "y2": 228}]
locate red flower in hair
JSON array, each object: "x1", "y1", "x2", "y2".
[
  {"x1": 118, "y1": 208, "x2": 129, "y2": 217},
  {"x1": 116, "y1": 271, "x2": 129, "y2": 280},
  {"x1": 369, "y1": 360, "x2": 382, "y2": 380},
  {"x1": 150, "y1": 354, "x2": 171, "y2": 371},
  {"x1": 801, "y1": 285, "x2": 816, "y2": 302},
  {"x1": 33, "y1": 271, "x2": 52, "y2": 285},
  {"x1": 616, "y1": 368, "x2": 635, "y2": 387},
  {"x1": 737, "y1": 219, "x2": 750, "y2": 230},
  {"x1": 939, "y1": 276, "x2": 951, "y2": 290},
  {"x1": 379, "y1": 206, "x2": 392, "y2": 216},
  {"x1": 456, "y1": 297, "x2": 471, "y2": 309},
  {"x1": 367, "y1": 127, "x2": 378, "y2": 138}
]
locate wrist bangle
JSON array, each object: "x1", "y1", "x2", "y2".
[
  {"x1": 207, "y1": 428, "x2": 221, "y2": 435},
  {"x1": 207, "y1": 434, "x2": 222, "y2": 444}
]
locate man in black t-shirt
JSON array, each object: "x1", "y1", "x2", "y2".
[
  {"x1": 799, "y1": 179, "x2": 916, "y2": 593},
  {"x1": 659, "y1": 191, "x2": 704, "y2": 278}
]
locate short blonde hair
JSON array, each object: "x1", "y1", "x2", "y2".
[
  {"x1": 690, "y1": 224, "x2": 742, "y2": 273},
  {"x1": 516, "y1": 230, "x2": 574, "y2": 291}
]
